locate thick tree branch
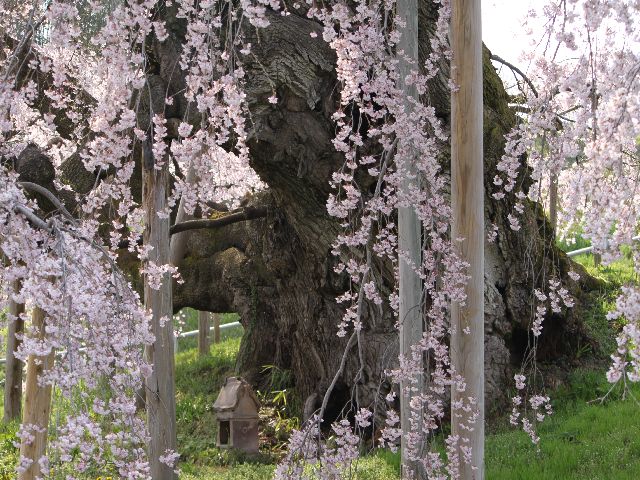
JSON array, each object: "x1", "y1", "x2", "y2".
[
  {"x1": 18, "y1": 182, "x2": 75, "y2": 222},
  {"x1": 114, "y1": 205, "x2": 270, "y2": 250},
  {"x1": 13, "y1": 205, "x2": 50, "y2": 231},
  {"x1": 169, "y1": 206, "x2": 268, "y2": 235}
]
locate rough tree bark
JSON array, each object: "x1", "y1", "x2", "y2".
[{"x1": 167, "y1": 4, "x2": 600, "y2": 423}]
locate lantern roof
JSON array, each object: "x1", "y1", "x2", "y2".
[{"x1": 213, "y1": 376, "x2": 260, "y2": 413}]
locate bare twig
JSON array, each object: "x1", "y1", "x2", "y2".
[{"x1": 490, "y1": 54, "x2": 539, "y2": 98}]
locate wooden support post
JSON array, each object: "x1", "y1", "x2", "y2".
[
  {"x1": 143, "y1": 149, "x2": 177, "y2": 480},
  {"x1": 397, "y1": 0, "x2": 424, "y2": 477},
  {"x1": 451, "y1": 0, "x2": 485, "y2": 478},
  {"x1": 4, "y1": 279, "x2": 25, "y2": 422},
  {"x1": 19, "y1": 307, "x2": 54, "y2": 480},
  {"x1": 213, "y1": 313, "x2": 221, "y2": 344},
  {"x1": 198, "y1": 311, "x2": 210, "y2": 356}
]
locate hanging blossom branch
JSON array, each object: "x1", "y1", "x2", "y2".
[
  {"x1": 1, "y1": 0, "x2": 277, "y2": 476},
  {"x1": 491, "y1": 0, "x2": 640, "y2": 439},
  {"x1": 276, "y1": 1, "x2": 476, "y2": 479},
  {"x1": 0, "y1": 167, "x2": 154, "y2": 477}
]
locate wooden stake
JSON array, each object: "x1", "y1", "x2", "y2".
[
  {"x1": 451, "y1": 0, "x2": 485, "y2": 478},
  {"x1": 198, "y1": 311, "x2": 210, "y2": 356},
  {"x1": 397, "y1": 0, "x2": 425, "y2": 477},
  {"x1": 4, "y1": 279, "x2": 24, "y2": 422},
  {"x1": 143, "y1": 149, "x2": 177, "y2": 480},
  {"x1": 213, "y1": 313, "x2": 221, "y2": 344},
  {"x1": 19, "y1": 307, "x2": 54, "y2": 480}
]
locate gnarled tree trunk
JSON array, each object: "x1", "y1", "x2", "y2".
[{"x1": 167, "y1": 5, "x2": 599, "y2": 422}]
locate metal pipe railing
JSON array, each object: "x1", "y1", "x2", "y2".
[{"x1": 566, "y1": 235, "x2": 640, "y2": 258}]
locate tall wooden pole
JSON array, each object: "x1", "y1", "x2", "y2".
[
  {"x1": 143, "y1": 146, "x2": 177, "y2": 480},
  {"x1": 19, "y1": 307, "x2": 54, "y2": 480},
  {"x1": 4, "y1": 279, "x2": 25, "y2": 422},
  {"x1": 133, "y1": 162, "x2": 198, "y2": 414},
  {"x1": 451, "y1": 0, "x2": 485, "y2": 478},
  {"x1": 197, "y1": 311, "x2": 210, "y2": 356},
  {"x1": 397, "y1": 0, "x2": 425, "y2": 477}
]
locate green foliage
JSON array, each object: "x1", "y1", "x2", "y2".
[
  {"x1": 556, "y1": 230, "x2": 592, "y2": 253},
  {"x1": 571, "y1": 255, "x2": 636, "y2": 357},
  {"x1": 257, "y1": 385, "x2": 300, "y2": 455},
  {"x1": 0, "y1": 421, "x2": 19, "y2": 480}
]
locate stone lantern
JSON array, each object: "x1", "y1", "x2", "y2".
[{"x1": 213, "y1": 376, "x2": 260, "y2": 453}]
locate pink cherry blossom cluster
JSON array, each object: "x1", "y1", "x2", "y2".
[
  {"x1": 494, "y1": 0, "x2": 640, "y2": 256},
  {"x1": 605, "y1": 285, "x2": 640, "y2": 383},
  {"x1": 0, "y1": 166, "x2": 153, "y2": 477},
  {"x1": 509, "y1": 374, "x2": 552, "y2": 445},
  {"x1": 531, "y1": 278, "x2": 574, "y2": 337}
]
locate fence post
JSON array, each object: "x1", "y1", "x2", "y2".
[
  {"x1": 198, "y1": 311, "x2": 210, "y2": 355},
  {"x1": 4, "y1": 279, "x2": 25, "y2": 422}
]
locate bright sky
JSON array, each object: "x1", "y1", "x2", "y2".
[{"x1": 482, "y1": 0, "x2": 536, "y2": 66}]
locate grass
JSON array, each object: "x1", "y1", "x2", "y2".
[
  {"x1": 0, "y1": 420, "x2": 18, "y2": 480},
  {"x1": 178, "y1": 373, "x2": 640, "y2": 479},
  {"x1": 485, "y1": 372, "x2": 640, "y2": 480},
  {"x1": 571, "y1": 252, "x2": 637, "y2": 357}
]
